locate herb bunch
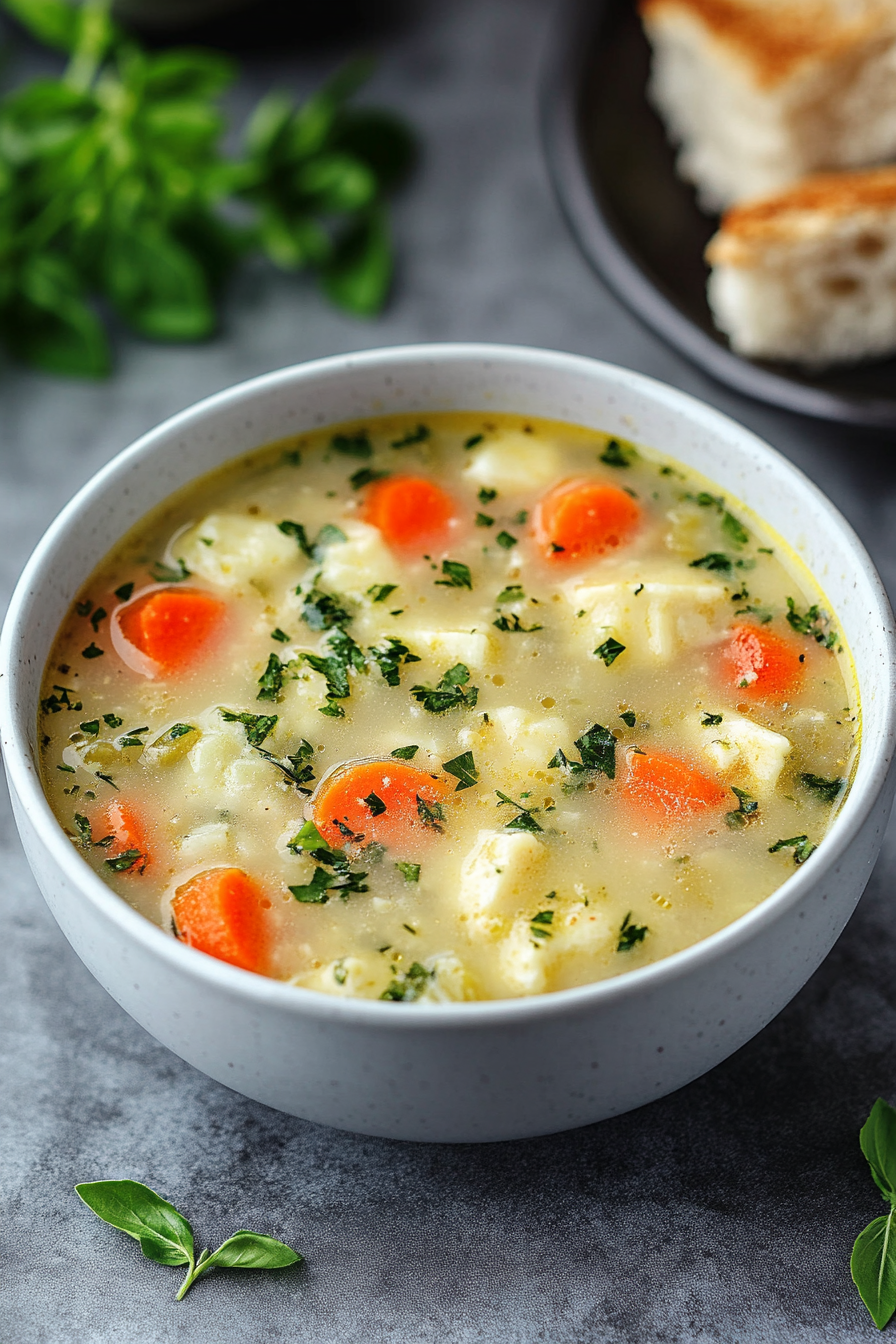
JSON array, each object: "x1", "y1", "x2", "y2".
[
  {"x1": 0, "y1": 0, "x2": 415, "y2": 377},
  {"x1": 852, "y1": 1099, "x2": 896, "y2": 1329}
]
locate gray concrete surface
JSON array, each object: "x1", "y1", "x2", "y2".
[{"x1": 3, "y1": 1, "x2": 896, "y2": 1339}]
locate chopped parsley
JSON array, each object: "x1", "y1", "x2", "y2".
[
  {"x1": 619, "y1": 711, "x2": 637, "y2": 728},
  {"x1": 302, "y1": 628, "x2": 366, "y2": 712},
  {"x1": 391, "y1": 424, "x2": 430, "y2": 448},
  {"x1": 495, "y1": 531, "x2": 516, "y2": 550},
  {"x1": 478, "y1": 487, "x2": 497, "y2": 504},
  {"x1": 271, "y1": 627, "x2": 291, "y2": 643},
  {"x1": 530, "y1": 909, "x2": 554, "y2": 940},
  {"x1": 149, "y1": 557, "x2": 190, "y2": 583},
  {"x1": 701, "y1": 712, "x2": 723, "y2": 727},
  {"x1": 435, "y1": 559, "x2": 473, "y2": 590},
  {"x1": 799, "y1": 773, "x2": 845, "y2": 804},
  {"x1": 367, "y1": 583, "x2": 397, "y2": 604},
  {"x1": 396, "y1": 861, "x2": 421, "y2": 883},
  {"x1": 280, "y1": 521, "x2": 348, "y2": 564},
  {"x1": 617, "y1": 913, "x2": 648, "y2": 952},
  {"x1": 381, "y1": 962, "x2": 432, "y2": 1001},
  {"x1": 256, "y1": 653, "x2": 285, "y2": 702},
  {"x1": 287, "y1": 820, "x2": 369, "y2": 901},
  {"x1": 73, "y1": 814, "x2": 92, "y2": 847},
  {"x1": 512, "y1": 510, "x2": 529, "y2": 525},
  {"x1": 496, "y1": 584, "x2": 525, "y2": 604},
  {"x1": 75, "y1": 599, "x2": 93, "y2": 617},
  {"x1": 786, "y1": 597, "x2": 839, "y2": 648},
  {"x1": 114, "y1": 582, "x2": 134, "y2": 602},
  {"x1": 465, "y1": 433, "x2": 484, "y2": 450},
  {"x1": 690, "y1": 552, "x2": 732, "y2": 573},
  {"x1": 79, "y1": 720, "x2": 100, "y2": 736},
  {"x1": 548, "y1": 722, "x2": 616, "y2": 785},
  {"x1": 41, "y1": 686, "x2": 82, "y2": 714},
  {"x1": 475, "y1": 512, "x2": 495, "y2": 528},
  {"x1": 391, "y1": 744, "x2": 420, "y2": 760},
  {"x1": 722, "y1": 512, "x2": 750, "y2": 547},
  {"x1": 350, "y1": 467, "x2": 390, "y2": 490},
  {"x1": 726, "y1": 786, "x2": 758, "y2": 829},
  {"x1": 105, "y1": 849, "x2": 146, "y2": 874},
  {"x1": 599, "y1": 438, "x2": 636, "y2": 468},
  {"x1": 368, "y1": 637, "x2": 421, "y2": 687},
  {"x1": 218, "y1": 709, "x2": 278, "y2": 747},
  {"x1": 363, "y1": 791, "x2": 387, "y2": 816},
  {"x1": 416, "y1": 794, "x2": 446, "y2": 832},
  {"x1": 493, "y1": 613, "x2": 543, "y2": 633},
  {"x1": 410, "y1": 663, "x2": 479, "y2": 713},
  {"x1": 442, "y1": 750, "x2": 478, "y2": 791},
  {"x1": 330, "y1": 431, "x2": 372, "y2": 459},
  {"x1": 594, "y1": 636, "x2": 625, "y2": 666},
  {"x1": 300, "y1": 587, "x2": 353, "y2": 631},
  {"x1": 251, "y1": 738, "x2": 316, "y2": 794},
  {"x1": 769, "y1": 835, "x2": 817, "y2": 864},
  {"x1": 82, "y1": 643, "x2": 103, "y2": 659},
  {"x1": 103, "y1": 713, "x2": 123, "y2": 729},
  {"x1": 282, "y1": 449, "x2": 302, "y2": 467},
  {"x1": 496, "y1": 790, "x2": 543, "y2": 833},
  {"x1": 89, "y1": 607, "x2": 107, "y2": 632}
]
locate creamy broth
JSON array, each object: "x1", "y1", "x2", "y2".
[{"x1": 38, "y1": 414, "x2": 858, "y2": 1002}]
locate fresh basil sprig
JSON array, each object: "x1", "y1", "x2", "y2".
[
  {"x1": 852, "y1": 1100, "x2": 896, "y2": 1328},
  {"x1": 0, "y1": 0, "x2": 415, "y2": 377},
  {"x1": 75, "y1": 1179, "x2": 301, "y2": 1300}
]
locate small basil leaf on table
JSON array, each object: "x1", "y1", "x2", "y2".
[
  {"x1": 852, "y1": 1211, "x2": 896, "y2": 1330},
  {"x1": 200, "y1": 1231, "x2": 301, "y2": 1272},
  {"x1": 862, "y1": 1098, "x2": 896, "y2": 1204}
]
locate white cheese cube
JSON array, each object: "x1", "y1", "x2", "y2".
[
  {"x1": 564, "y1": 571, "x2": 729, "y2": 661},
  {"x1": 178, "y1": 514, "x2": 298, "y2": 589},
  {"x1": 698, "y1": 711, "x2": 791, "y2": 799},
  {"x1": 458, "y1": 829, "x2": 548, "y2": 936},
  {"x1": 463, "y1": 433, "x2": 560, "y2": 491},
  {"x1": 316, "y1": 520, "x2": 400, "y2": 601}
]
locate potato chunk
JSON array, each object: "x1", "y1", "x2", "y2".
[
  {"x1": 316, "y1": 520, "x2": 400, "y2": 601},
  {"x1": 564, "y1": 570, "x2": 729, "y2": 661},
  {"x1": 458, "y1": 829, "x2": 549, "y2": 936},
  {"x1": 179, "y1": 514, "x2": 298, "y2": 589},
  {"x1": 463, "y1": 433, "x2": 560, "y2": 491},
  {"x1": 698, "y1": 710, "x2": 792, "y2": 799}
]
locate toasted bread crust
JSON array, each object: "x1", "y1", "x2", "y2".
[
  {"x1": 640, "y1": 0, "x2": 892, "y2": 87},
  {"x1": 706, "y1": 167, "x2": 896, "y2": 263}
]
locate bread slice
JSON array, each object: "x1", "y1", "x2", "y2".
[
  {"x1": 704, "y1": 166, "x2": 896, "y2": 364},
  {"x1": 639, "y1": 0, "x2": 896, "y2": 208}
]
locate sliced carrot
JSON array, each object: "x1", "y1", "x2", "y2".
[
  {"x1": 620, "y1": 748, "x2": 729, "y2": 821},
  {"x1": 100, "y1": 798, "x2": 150, "y2": 874},
  {"x1": 117, "y1": 587, "x2": 225, "y2": 674},
  {"x1": 362, "y1": 475, "x2": 456, "y2": 550},
  {"x1": 312, "y1": 760, "x2": 452, "y2": 851},
  {"x1": 720, "y1": 624, "x2": 805, "y2": 702},
  {"x1": 171, "y1": 868, "x2": 270, "y2": 974},
  {"x1": 534, "y1": 477, "x2": 641, "y2": 563}
]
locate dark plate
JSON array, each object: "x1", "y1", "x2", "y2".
[{"x1": 540, "y1": 0, "x2": 896, "y2": 429}]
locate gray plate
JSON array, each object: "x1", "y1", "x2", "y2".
[{"x1": 541, "y1": 0, "x2": 896, "y2": 429}]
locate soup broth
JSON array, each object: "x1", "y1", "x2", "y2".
[{"x1": 38, "y1": 414, "x2": 858, "y2": 1002}]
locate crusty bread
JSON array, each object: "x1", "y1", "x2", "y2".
[
  {"x1": 640, "y1": 0, "x2": 896, "y2": 208},
  {"x1": 705, "y1": 166, "x2": 896, "y2": 364}
]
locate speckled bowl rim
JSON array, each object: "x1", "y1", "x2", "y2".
[{"x1": 2, "y1": 343, "x2": 894, "y2": 1029}]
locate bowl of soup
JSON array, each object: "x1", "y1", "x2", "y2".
[{"x1": 2, "y1": 345, "x2": 894, "y2": 1141}]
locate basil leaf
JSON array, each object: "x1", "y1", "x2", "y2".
[
  {"x1": 200, "y1": 1231, "x2": 301, "y2": 1272},
  {"x1": 861, "y1": 1099, "x2": 896, "y2": 1204},
  {"x1": 75, "y1": 1180, "x2": 194, "y2": 1266},
  {"x1": 102, "y1": 226, "x2": 215, "y2": 342},
  {"x1": 442, "y1": 751, "x2": 478, "y2": 791},
  {"x1": 852, "y1": 1211, "x2": 896, "y2": 1330},
  {"x1": 322, "y1": 206, "x2": 392, "y2": 316}
]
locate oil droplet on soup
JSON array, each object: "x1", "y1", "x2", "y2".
[{"x1": 39, "y1": 415, "x2": 859, "y2": 1002}]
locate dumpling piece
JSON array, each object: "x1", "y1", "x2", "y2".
[
  {"x1": 457, "y1": 830, "x2": 549, "y2": 937},
  {"x1": 564, "y1": 570, "x2": 730, "y2": 662},
  {"x1": 179, "y1": 514, "x2": 299, "y2": 589}
]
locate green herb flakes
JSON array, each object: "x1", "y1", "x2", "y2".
[
  {"x1": 594, "y1": 637, "x2": 625, "y2": 666},
  {"x1": 391, "y1": 424, "x2": 430, "y2": 448},
  {"x1": 331, "y1": 431, "x2": 372, "y2": 459},
  {"x1": 82, "y1": 643, "x2": 103, "y2": 659},
  {"x1": 367, "y1": 583, "x2": 397, "y2": 604},
  {"x1": 799, "y1": 773, "x2": 845, "y2": 804},
  {"x1": 150, "y1": 558, "x2": 190, "y2": 584},
  {"x1": 496, "y1": 790, "x2": 543, "y2": 833},
  {"x1": 599, "y1": 438, "x2": 636, "y2": 468},
  {"x1": 435, "y1": 559, "x2": 472, "y2": 590},
  {"x1": 256, "y1": 654, "x2": 284, "y2": 702},
  {"x1": 495, "y1": 531, "x2": 517, "y2": 550},
  {"x1": 442, "y1": 750, "x2": 479, "y2": 791},
  {"x1": 619, "y1": 711, "x2": 637, "y2": 728},
  {"x1": 410, "y1": 663, "x2": 479, "y2": 713},
  {"x1": 396, "y1": 861, "x2": 420, "y2": 883},
  {"x1": 617, "y1": 913, "x2": 648, "y2": 952},
  {"x1": 769, "y1": 834, "x2": 817, "y2": 864},
  {"x1": 349, "y1": 467, "x2": 390, "y2": 490},
  {"x1": 381, "y1": 961, "x2": 432, "y2": 1001}
]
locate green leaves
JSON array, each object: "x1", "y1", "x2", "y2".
[
  {"x1": 74, "y1": 1179, "x2": 301, "y2": 1300},
  {"x1": 410, "y1": 663, "x2": 479, "y2": 713},
  {"x1": 852, "y1": 1100, "x2": 896, "y2": 1329},
  {"x1": 442, "y1": 750, "x2": 479, "y2": 792},
  {"x1": 0, "y1": 13, "x2": 416, "y2": 377}
]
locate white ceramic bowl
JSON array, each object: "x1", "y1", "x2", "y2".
[{"x1": 3, "y1": 345, "x2": 894, "y2": 1143}]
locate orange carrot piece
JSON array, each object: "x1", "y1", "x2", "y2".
[
  {"x1": 312, "y1": 760, "x2": 452, "y2": 850},
  {"x1": 117, "y1": 587, "x2": 225, "y2": 673},
  {"x1": 620, "y1": 748, "x2": 729, "y2": 821},
  {"x1": 362, "y1": 475, "x2": 456, "y2": 550},
  {"x1": 721, "y1": 624, "x2": 805, "y2": 701},
  {"x1": 171, "y1": 868, "x2": 270, "y2": 974},
  {"x1": 534, "y1": 477, "x2": 641, "y2": 563},
  {"x1": 100, "y1": 798, "x2": 150, "y2": 874}
]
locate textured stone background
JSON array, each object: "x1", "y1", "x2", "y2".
[{"x1": 3, "y1": 2, "x2": 896, "y2": 1340}]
